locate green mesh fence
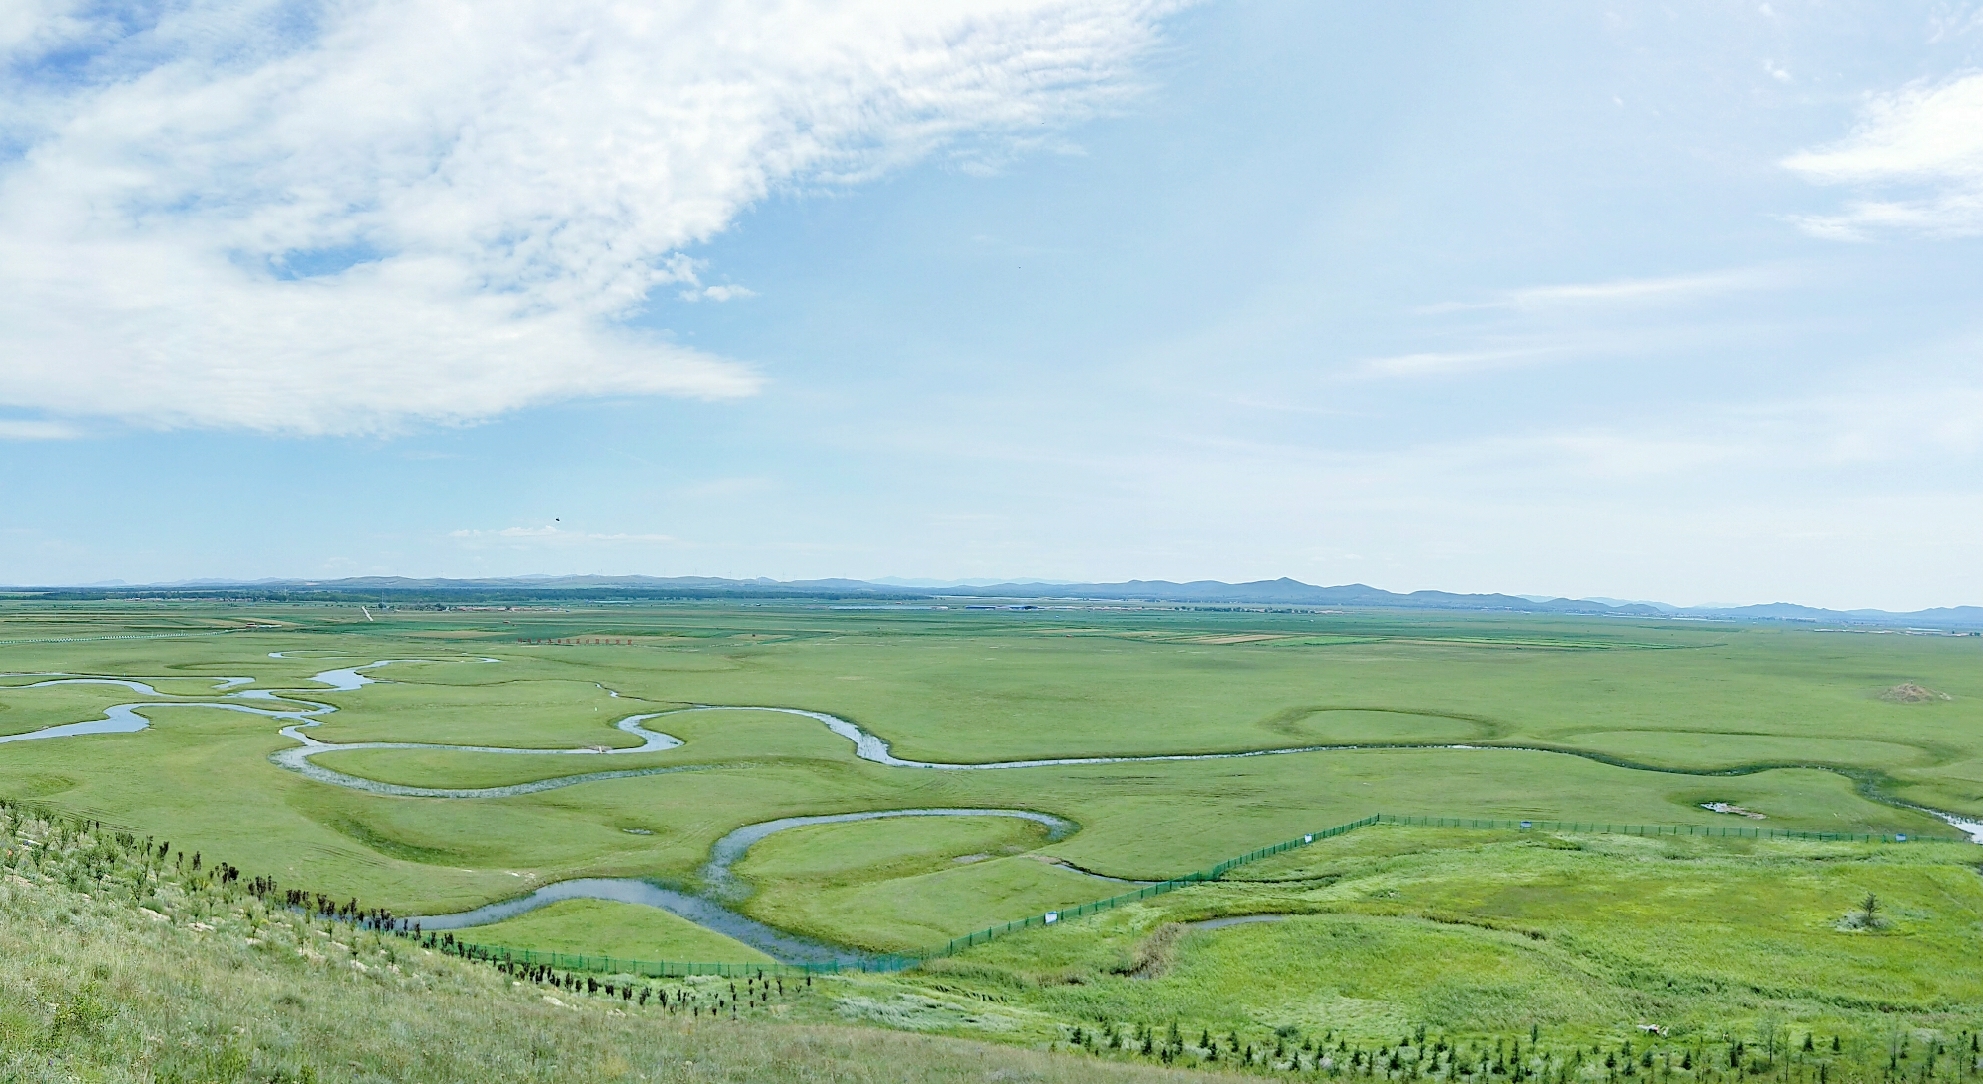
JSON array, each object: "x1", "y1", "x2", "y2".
[
  {"x1": 430, "y1": 947, "x2": 901, "y2": 979},
  {"x1": 430, "y1": 812, "x2": 1958, "y2": 978}
]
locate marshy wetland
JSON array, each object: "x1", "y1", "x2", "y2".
[{"x1": 2, "y1": 600, "x2": 1979, "y2": 1078}]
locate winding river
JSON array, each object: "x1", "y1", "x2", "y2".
[
  {"x1": 3, "y1": 653, "x2": 1980, "y2": 963},
  {"x1": 408, "y1": 808, "x2": 1075, "y2": 964},
  {"x1": 4, "y1": 657, "x2": 1980, "y2": 842}
]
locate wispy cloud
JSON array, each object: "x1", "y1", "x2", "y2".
[
  {"x1": 1928, "y1": 6, "x2": 1983, "y2": 44},
  {"x1": 1420, "y1": 267, "x2": 1782, "y2": 313},
  {"x1": 1783, "y1": 71, "x2": 1983, "y2": 238},
  {"x1": 0, "y1": 1, "x2": 1184, "y2": 435},
  {"x1": 679, "y1": 285, "x2": 758, "y2": 303},
  {"x1": 1356, "y1": 348, "x2": 1550, "y2": 378},
  {"x1": 1365, "y1": 267, "x2": 1783, "y2": 380},
  {"x1": 668, "y1": 255, "x2": 757, "y2": 303},
  {"x1": 0, "y1": 419, "x2": 78, "y2": 440}
]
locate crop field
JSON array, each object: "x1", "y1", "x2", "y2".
[{"x1": 1, "y1": 599, "x2": 1978, "y2": 1073}]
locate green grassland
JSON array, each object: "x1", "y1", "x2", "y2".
[
  {"x1": 733, "y1": 816, "x2": 1123, "y2": 951},
  {"x1": 0, "y1": 805, "x2": 1187, "y2": 1084},
  {"x1": 0, "y1": 684, "x2": 154, "y2": 737},
  {"x1": 453, "y1": 899, "x2": 774, "y2": 964},
  {"x1": 301, "y1": 675, "x2": 663, "y2": 748},
  {"x1": 8, "y1": 802, "x2": 1974, "y2": 1083},
  {"x1": 805, "y1": 824, "x2": 1983, "y2": 1082},
  {"x1": 0, "y1": 601, "x2": 1977, "y2": 960},
  {"x1": 920, "y1": 825, "x2": 1983, "y2": 1037}
]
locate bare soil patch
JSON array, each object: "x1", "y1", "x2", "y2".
[
  {"x1": 1880, "y1": 683, "x2": 1952, "y2": 704},
  {"x1": 1700, "y1": 802, "x2": 1766, "y2": 820}
]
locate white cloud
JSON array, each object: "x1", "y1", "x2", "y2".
[
  {"x1": 680, "y1": 285, "x2": 758, "y2": 303},
  {"x1": 0, "y1": 0, "x2": 1181, "y2": 434},
  {"x1": 1783, "y1": 71, "x2": 1983, "y2": 238},
  {"x1": 666, "y1": 255, "x2": 756, "y2": 302},
  {"x1": 0, "y1": 419, "x2": 77, "y2": 440},
  {"x1": 1421, "y1": 268, "x2": 1781, "y2": 313},
  {"x1": 0, "y1": 0, "x2": 92, "y2": 62},
  {"x1": 1368, "y1": 267, "x2": 1782, "y2": 380},
  {"x1": 1505, "y1": 268, "x2": 1782, "y2": 306},
  {"x1": 1356, "y1": 348, "x2": 1547, "y2": 378},
  {"x1": 1928, "y1": 6, "x2": 1983, "y2": 44}
]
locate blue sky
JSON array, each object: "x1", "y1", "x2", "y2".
[{"x1": 2, "y1": 1, "x2": 1981, "y2": 609}]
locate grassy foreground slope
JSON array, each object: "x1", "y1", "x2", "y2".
[
  {"x1": 5, "y1": 800, "x2": 1979, "y2": 1083},
  {"x1": 0, "y1": 806, "x2": 1187, "y2": 1084}
]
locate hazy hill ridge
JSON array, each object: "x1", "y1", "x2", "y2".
[{"x1": 9, "y1": 574, "x2": 1981, "y2": 629}]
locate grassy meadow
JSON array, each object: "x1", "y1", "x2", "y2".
[
  {"x1": 918, "y1": 825, "x2": 1983, "y2": 1046},
  {"x1": 452, "y1": 899, "x2": 774, "y2": 964},
  {"x1": 733, "y1": 815, "x2": 1120, "y2": 951},
  {"x1": 0, "y1": 599, "x2": 1980, "y2": 1077},
  {"x1": 6, "y1": 801, "x2": 1972, "y2": 1083},
  {"x1": 0, "y1": 601, "x2": 1976, "y2": 930},
  {"x1": 0, "y1": 802, "x2": 1189, "y2": 1084}
]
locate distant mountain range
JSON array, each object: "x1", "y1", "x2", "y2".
[
  {"x1": 7, "y1": 574, "x2": 1982, "y2": 629},
  {"x1": 920, "y1": 578, "x2": 1983, "y2": 628}
]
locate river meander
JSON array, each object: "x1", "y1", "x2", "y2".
[{"x1": 3, "y1": 653, "x2": 1978, "y2": 963}]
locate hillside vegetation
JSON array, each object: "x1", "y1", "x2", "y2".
[
  {"x1": 8, "y1": 801, "x2": 1980, "y2": 1084},
  {"x1": 0, "y1": 803, "x2": 1185, "y2": 1084},
  {"x1": 912, "y1": 825, "x2": 1983, "y2": 1074}
]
